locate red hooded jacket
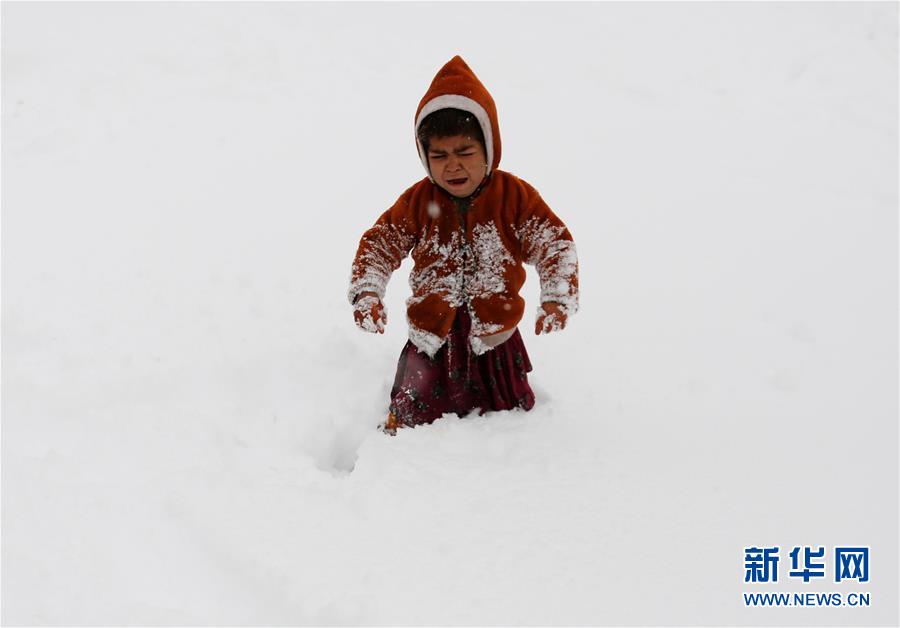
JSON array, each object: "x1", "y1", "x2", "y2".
[{"x1": 348, "y1": 56, "x2": 579, "y2": 357}]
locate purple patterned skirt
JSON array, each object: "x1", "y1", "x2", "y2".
[{"x1": 389, "y1": 304, "x2": 536, "y2": 427}]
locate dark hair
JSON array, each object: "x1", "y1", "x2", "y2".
[{"x1": 417, "y1": 108, "x2": 486, "y2": 154}]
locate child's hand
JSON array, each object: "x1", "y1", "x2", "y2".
[
  {"x1": 535, "y1": 302, "x2": 568, "y2": 335},
  {"x1": 353, "y1": 293, "x2": 387, "y2": 334}
]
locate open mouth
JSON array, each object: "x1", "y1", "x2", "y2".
[{"x1": 447, "y1": 177, "x2": 468, "y2": 186}]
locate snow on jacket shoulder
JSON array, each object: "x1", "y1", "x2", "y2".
[{"x1": 348, "y1": 56, "x2": 579, "y2": 357}]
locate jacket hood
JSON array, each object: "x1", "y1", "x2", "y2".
[{"x1": 415, "y1": 56, "x2": 501, "y2": 181}]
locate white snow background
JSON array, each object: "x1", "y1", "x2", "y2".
[{"x1": 2, "y1": 2, "x2": 898, "y2": 625}]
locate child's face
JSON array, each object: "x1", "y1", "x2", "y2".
[{"x1": 426, "y1": 134, "x2": 487, "y2": 198}]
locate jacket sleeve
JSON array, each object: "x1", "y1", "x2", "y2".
[
  {"x1": 347, "y1": 193, "x2": 418, "y2": 305},
  {"x1": 514, "y1": 183, "x2": 579, "y2": 315}
]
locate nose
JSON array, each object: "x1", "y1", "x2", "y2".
[{"x1": 446, "y1": 154, "x2": 462, "y2": 171}]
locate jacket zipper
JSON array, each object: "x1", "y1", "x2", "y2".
[{"x1": 457, "y1": 198, "x2": 472, "y2": 309}]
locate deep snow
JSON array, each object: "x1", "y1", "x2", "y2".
[{"x1": 2, "y1": 2, "x2": 898, "y2": 625}]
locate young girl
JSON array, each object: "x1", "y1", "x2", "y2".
[{"x1": 348, "y1": 56, "x2": 579, "y2": 434}]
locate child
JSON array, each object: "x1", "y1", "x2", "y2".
[{"x1": 348, "y1": 55, "x2": 579, "y2": 434}]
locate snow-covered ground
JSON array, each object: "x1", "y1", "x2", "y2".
[{"x1": 2, "y1": 2, "x2": 898, "y2": 625}]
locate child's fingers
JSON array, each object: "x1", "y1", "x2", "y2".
[
  {"x1": 374, "y1": 303, "x2": 387, "y2": 333},
  {"x1": 373, "y1": 305, "x2": 384, "y2": 333},
  {"x1": 535, "y1": 311, "x2": 567, "y2": 335},
  {"x1": 354, "y1": 298, "x2": 387, "y2": 334},
  {"x1": 552, "y1": 314, "x2": 567, "y2": 333}
]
